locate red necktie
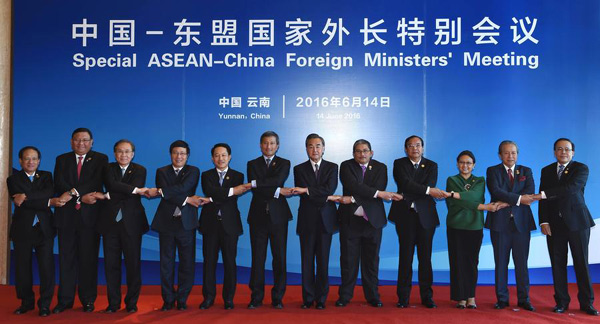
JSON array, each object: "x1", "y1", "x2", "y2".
[
  {"x1": 508, "y1": 168, "x2": 514, "y2": 186},
  {"x1": 77, "y1": 156, "x2": 83, "y2": 180}
]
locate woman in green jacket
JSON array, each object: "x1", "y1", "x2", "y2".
[{"x1": 445, "y1": 150, "x2": 507, "y2": 309}]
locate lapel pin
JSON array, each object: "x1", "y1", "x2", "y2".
[
  {"x1": 564, "y1": 170, "x2": 569, "y2": 174},
  {"x1": 35, "y1": 173, "x2": 40, "y2": 178},
  {"x1": 128, "y1": 170, "x2": 132, "y2": 174},
  {"x1": 368, "y1": 165, "x2": 372, "y2": 170},
  {"x1": 272, "y1": 161, "x2": 276, "y2": 166},
  {"x1": 226, "y1": 176, "x2": 230, "y2": 180},
  {"x1": 86, "y1": 157, "x2": 92, "y2": 162},
  {"x1": 516, "y1": 169, "x2": 520, "y2": 175},
  {"x1": 421, "y1": 164, "x2": 425, "y2": 168}
]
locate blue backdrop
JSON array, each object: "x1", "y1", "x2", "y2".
[{"x1": 11, "y1": 0, "x2": 600, "y2": 285}]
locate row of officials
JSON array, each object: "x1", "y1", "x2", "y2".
[{"x1": 8, "y1": 128, "x2": 597, "y2": 317}]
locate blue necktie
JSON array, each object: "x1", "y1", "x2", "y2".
[
  {"x1": 558, "y1": 164, "x2": 565, "y2": 180},
  {"x1": 115, "y1": 168, "x2": 126, "y2": 222},
  {"x1": 29, "y1": 175, "x2": 39, "y2": 226}
]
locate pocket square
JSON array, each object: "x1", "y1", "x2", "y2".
[{"x1": 518, "y1": 176, "x2": 526, "y2": 182}]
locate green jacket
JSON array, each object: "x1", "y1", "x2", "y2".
[{"x1": 445, "y1": 174, "x2": 485, "y2": 230}]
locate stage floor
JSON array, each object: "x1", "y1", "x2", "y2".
[{"x1": 2, "y1": 284, "x2": 599, "y2": 323}]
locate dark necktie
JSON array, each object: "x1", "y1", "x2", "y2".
[
  {"x1": 29, "y1": 175, "x2": 39, "y2": 226},
  {"x1": 360, "y1": 165, "x2": 368, "y2": 221},
  {"x1": 314, "y1": 163, "x2": 319, "y2": 180},
  {"x1": 508, "y1": 168, "x2": 514, "y2": 186},
  {"x1": 219, "y1": 171, "x2": 226, "y2": 186},
  {"x1": 558, "y1": 164, "x2": 565, "y2": 179},
  {"x1": 266, "y1": 158, "x2": 271, "y2": 169}
]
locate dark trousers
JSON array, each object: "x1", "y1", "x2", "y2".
[
  {"x1": 338, "y1": 219, "x2": 382, "y2": 303},
  {"x1": 202, "y1": 222, "x2": 239, "y2": 303},
  {"x1": 490, "y1": 220, "x2": 531, "y2": 304},
  {"x1": 102, "y1": 221, "x2": 143, "y2": 308},
  {"x1": 299, "y1": 220, "x2": 333, "y2": 304},
  {"x1": 249, "y1": 219, "x2": 288, "y2": 303},
  {"x1": 547, "y1": 222, "x2": 594, "y2": 308},
  {"x1": 396, "y1": 209, "x2": 435, "y2": 303},
  {"x1": 13, "y1": 226, "x2": 55, "y2": 309},
  {"x1": 447, "y1": 227, "x2": 482, "y2": 301},
  {"x1": 56, "y1": 226, "x2": 100, "y2": 306},
  {"x1": 158, "y1": 219, "x2": 196, "y2": 304}
]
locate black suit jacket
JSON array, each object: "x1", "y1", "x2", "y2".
[
  {"x1": 247, "y1": 156, "x2": 293, "y2": 225},
  {"x1": 199, "y1": 168, "x2": 244, "y2": 236},
  {"x1": 388, "y1": 157, "x2": 439, "y2": 229},
  {"x1": 485, "y1": 164, "x2": 536, "y2": 233},
  {"x1": 150, "y1": 164, "x2": 200, "y2": 232},
  {"x1": 7, "y1": 170, "x2": 55, "y2": 241},
  {"x1": 97, "y1": 162, "x2": 149, "y2": 237},
  {"x1": 294, "y1": 160, "x2": 339, "y2": 235},
  {"x1": 338, "y1": 158, "x2": 387, "y2": 229},
  {"x1": 539, "y1": 161, "x2": 595, "y2": 231},
  {"x1": 53, "y1": 150, "x2": 109, "y2": 228}
]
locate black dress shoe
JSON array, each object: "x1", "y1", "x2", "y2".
[
  {"x1": 581, "y1": 305, "x2": 599, "y2": 316},
  {"x1": 126, "y1": 305, "x2": 138, "y2": 313},
  {"x1": 466, "y1": 303, "x2": 477, "y2": 309},
  {"x1": 396, "y1": 301, "x2": 409, "y2": 308},
  {"x1": 517, "y1": 302, "x2": 535, "y2": 311},
  {"x1": 456, "y1": 303, "x2": 466, "y2": 309},
  {"x1": 224, "y1": 301, "x2": 234, "y2": 310},
  {"x1": 199, "y1": 299, "x2": 214, "y2": 310},
  {"x1": 52, "y1": 303, "x2": 73, "y2": 314},
  {"x1": 422, "y1": 299, "x2": 437, "y2": 308},
  {"x1": 247, "y1": 301, "x2": 262, "y2": 309},
  {"x1": 160, "y1": 302, "x2": 174, "y2": 311},
  {"x1": 103, "y1": 305, "x2": 119, "y2": 313},
  {"x1": 369, "y1": 299, "x2": 383, "y2": 308},
  {"x1": 272, "y1": 301, "x2": 284, "y2": 309},
  {"x1": 83, "y1": 303, "x2": 95, "y2": 313},
  {"x1": 301, "y1": 301, "x2": 313, "y2": 309},
  {"x1": 494, "y1": 301, "x2": 509, "y2": 309},
  {"x1": 335, "y1": 299, "x2": 348, "y2": 307},
  {"x1": 553, "y1": 304, "x2": 567, "y2": 313},
  {"x1": 315, "y1": 302, "x2": 326, "y2": 310},
  {"x1": 176, "y1": 301, "x2": 187, "y2": 310},
  {"x1": 39, "y1": 308, "x2": 51, "y2": 317},
  {"x1": 14, "y1": 305, "x2": 34, "y2": 315}
]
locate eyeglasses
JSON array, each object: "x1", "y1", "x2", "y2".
[
  {"x1": 555, "y1": 147, "x2": 572, "y2": 153},
  {"x1": 115, "y1": 150, "x2": 133, "y2": 155},
  {"x1": 354, "y1": 149, "x2": 371, "y2": 154},
  {"x1": 73, "y1": 139, "x2": 91, "y2": 144}
]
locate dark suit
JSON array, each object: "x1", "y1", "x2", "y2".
[
  {"x1": 485, "y1": 164, "x2": 536, "y2": 304},
  {"x1": 539, "y1": 161, "x2": 595, "y2": 308},
  {"x1": 198, "y1": 168, "x2": 244, "y2": 304},
  {"x1": 54, "y1": 150, "x2": 108, "y2": 307},
  {"x1": 294, "y1": 159, "x2": 338, "y2": 304},
  {"x1": 7, "y1": 170, "x2": 55, "y2": 310},
  {"x1": 388, "y1": 157, "x2": 439, "y2": 304},
  {"x1": 247, "y1": 155, "x2": 292, "y2": 303},
  {"x1": 338, "y1": 158, "x2": 387, "y2": 303},
  {"x1": 150, "y1": 164, "x2": 200, "y2": 305},
  {"x1": 98, "y1": 162, "x2": 149, "y2": 309}
]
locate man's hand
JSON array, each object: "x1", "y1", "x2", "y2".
[
  {"x1": 292, "y1": 187, "x2": 308, "y2": 195},
  {"x1": 144, "y1": 188, "x2": 160, "y2": 198},
  {"x1": 541, "y1": 223, "x2": 552, "y2": 236},
  {"x1": 12, "y1": 193, "x2": 27, "y2": 207},
  {"x1": 327, "y1": 195, "x2": 342, "y2": 202},
  {"x1": 91, "y1": 192, "x2": 106, "y2": 200},
  {"x1": 81, "y1": 192, "x2": 98, "y2": 204},
  {"x1": 391, "y1": 193, "x2": 404, "y2": 201},
  {"x1": 233, "y1": 184, "x2": 251, "y2": 196},
  {"x1": 520, "y1": 195, "x2": 536, "y2": 206},
  {"x1": 339, "y1": 196, "x2": 353, "y2": 204},
  {"x1": 279, "y1": 187, "x2": 294, "y2": 197},
  {"x1": 377, "y1": 191, "x2": 398, "y2": 201},
  {"x1": 136, "y1": 187, "x2": 149, "y2": 195},
  {"x1": 59, "y1": 191, "x2": 73, "y2": 203},
  {"x1": 50, "y1": 197, "x2": 66, "y2": 207},
  {"x1": 428, "y1": 188, "x2": 447, "y2": 199}
]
